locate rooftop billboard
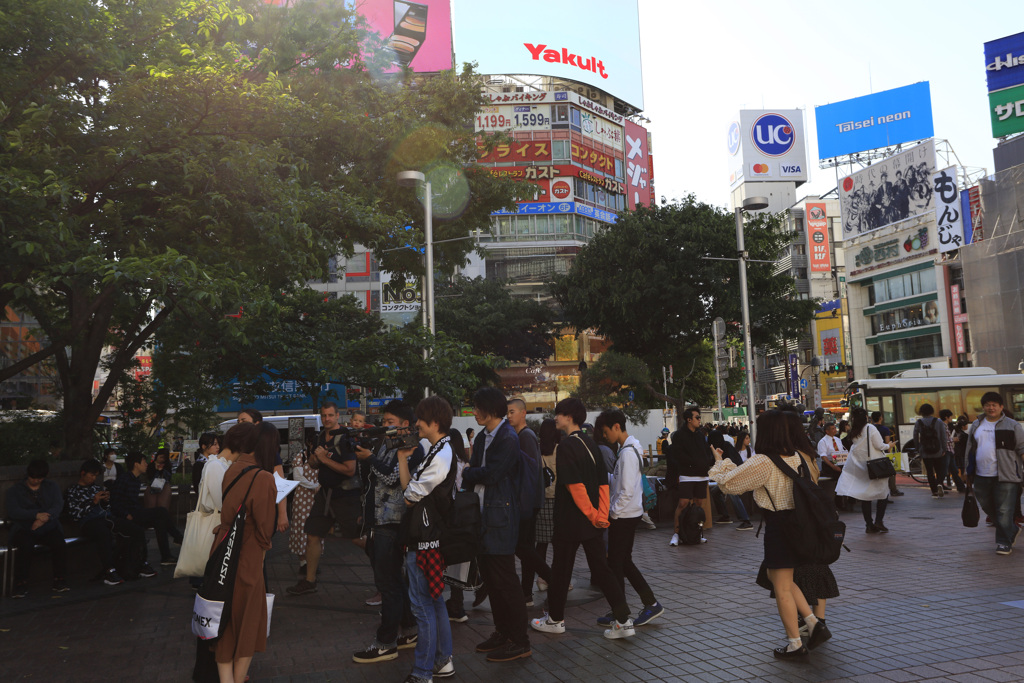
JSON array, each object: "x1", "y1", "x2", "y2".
[
  {"x1": 452, "y1": 0, "x2": 644, "y2": 110},
  {"x1": 838, "y1": 139, "x2": 936, "y2": 238},
  {"x1": 985, "y1": 31, "x2": 1024, "y2": 93},
  {"x1": 815, "y1": 83, "x2": 934, "y2": 160},
  {"x1": 727, "y1": 109, "x2": 808, "y2": 187}
]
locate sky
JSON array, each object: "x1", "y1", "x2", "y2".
[{"x1": 636, "y1": 0, "x2": 1017, "y2": 209}]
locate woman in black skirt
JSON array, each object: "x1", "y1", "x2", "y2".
[{"x1": 709, "y1": 410, "x2": 831, "y2": 659}]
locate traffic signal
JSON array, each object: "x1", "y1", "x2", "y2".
[{"x1": 727, "y1": 394, "x2": 736, "y2": 407}]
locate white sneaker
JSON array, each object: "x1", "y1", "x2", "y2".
[
  {"x1": 670, "y1": 533, "x2": 679, "y2": 546},
  {"x1": 536, "y1": 578, "x2": 548, "y2": 591},
  {"x1": 530, "y1": 614, "x2": 566, "y2": 634},
  {"x1": 640, "y1": 513, "x2": 657, "y2": 530},
  {"x1": 433, "y1": 656, "x2": 455, "y2": 678},
  {"x1": 604, "y1": 618, "x2": 635, "y2": 639}
]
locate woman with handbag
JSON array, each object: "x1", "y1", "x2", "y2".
[
  {"x1": 708, "y1": 410, "x2": 831, "y2": 659},
  {"x1": 835, "y1": 408, "x2": 891, "y2": 533},
  {"x1": 289, "y1": 436, "x2": 322, "y2": 577},
  {"x1": 212, "y1": 422, "x2": 277, "y2": 683},
  {"x1": 398, "y1": 396, "x2": 457, "y2": 683}
]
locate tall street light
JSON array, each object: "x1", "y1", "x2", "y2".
[
  {"x1": 735, "y1": 196, "x2": 769, "y2": 438},
  {"x1": 397, "y1": 170, "x2": 433, "y2": 395}
]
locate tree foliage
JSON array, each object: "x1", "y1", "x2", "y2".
[
  {"x1": 552, "y1": 197, "x2": 817, "y2": 408},
  {"x1": 0, "y1": 0, "x2": 522, "y2": 456}
]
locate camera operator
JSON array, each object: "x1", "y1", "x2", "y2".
[
  {"x1": 351, "y1": 400, "x2": 423, "y2": 664},
  {"x1": 287, "y1": 402, "x2": 360, "y2": 596}
]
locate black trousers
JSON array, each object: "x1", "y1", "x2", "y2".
[
  {"x1": 126, "y1": 507, "x2": 174, "y2": 560},
  {"x1": 11, "y1": 526, "x2": 67, "y2": 586},
  {"x1": 80, "y1": 515, "x2": 147, "y2": 572},
  {"x1": 607, "y1": 517, "x2": 656, "y2": 607},
  {"x1": 548, "y1": 533, "x2": 629, "y2": 624},
  {"x1": 477, "y1": 554, "x2": 529, "y2": 647},
  {"x1": 923, "y1": 457, "x2": 947, "y2": 494},
  {"x1": 515, "y1": 517, "x2": 551, "y2": 595},
  {"x1": 862, "y1": 499, "x2": 888, "y2": 525}
]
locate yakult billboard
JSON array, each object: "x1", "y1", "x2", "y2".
[{"x1": 452, "y1": 1, "x2": 644, "y2": 109}]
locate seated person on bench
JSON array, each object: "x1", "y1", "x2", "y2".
[{"x1": 5, "y1": 458, "x2": 68, "y2": 597}]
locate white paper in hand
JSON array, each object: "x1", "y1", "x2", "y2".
[{"x1": 274, "y1": 473, "x2": 299, "y2": 503}]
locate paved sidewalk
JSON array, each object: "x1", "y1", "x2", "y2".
[{"x1": 4, "y1": 477, "x2": 1024, "y2": 682}]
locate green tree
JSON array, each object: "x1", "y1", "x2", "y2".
[
  {"x1": 434, "y1": 275, "x2": 554, "y2": 384},
  {"x1": 552, "y1": 197, "x2": 817, "y2": 410},
  {"x1": 0, "y1": 0, "x2": 522, "y2": 458}
]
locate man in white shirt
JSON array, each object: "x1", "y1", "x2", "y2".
[
  {"x1": 966, "y1": 392, "x2": 1024, "y2": 555},
  {"x1": 599, "y1": 409, "x2": 665, "y2": 628},
  {"x1": 816, "y1": 422, "x2": 849, "y2": 511}
]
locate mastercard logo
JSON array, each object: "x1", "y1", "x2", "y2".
[{"x1": 752, "y1": 164, "x2": 769, "y2": 174}]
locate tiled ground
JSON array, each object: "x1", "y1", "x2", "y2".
[{"x1": 3, "y1": 476, "x2": 1024, "y2": 682}]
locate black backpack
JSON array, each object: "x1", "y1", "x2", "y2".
[
  {"x1": 677, "y1": 503, "x2": 706, "y2": 545},
  {"x1": 440, "y1": 489, "x2": 481, "y2": 565},
  {"x1": 764, "y1": 453, "x2": 846, "y2": 565},
  {"x1": 918, "y1": 418, "x2": 942, "y2": 455}
]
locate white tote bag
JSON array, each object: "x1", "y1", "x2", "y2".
[{"x1": 175, "y1": 473, "x2": 220, "y2": 578}]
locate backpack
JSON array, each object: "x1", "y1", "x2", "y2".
[
  {"x1": 192, "y1": 466, "x2": 261, "y2": 641},
  {"x1": 517, "y1": 427, "x2": 543, "y2": 519},
  {"x1": 623, "y1": 444, "x2": 657, "y2": 512},
  {"x1": 763, "y1": 453, "x2": 846, "y2": 565},
  {"x1": 677, "y1": 503, "x2": 706, "y2": 545},
  {"x1": 918, "y1": 418, "x2": 942, "y2": 455}
]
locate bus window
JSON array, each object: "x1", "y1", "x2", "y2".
[
  {"x1": 866, "y1": 394, "x2": 897, "y2": 428},
  {"x1": 1012, "y1": 392, "x2": 1024, "y2": 420},
  {"x1": 962, "y1": 387, "x2": 998, "y2": 422},
  {"x1": 938, "y1": 390, "x2": 963, "y2": 419},
  {"x1": 902, "y1": 392, "x2": 938, "y2": 422}
]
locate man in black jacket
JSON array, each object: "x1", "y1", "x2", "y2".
[{"x1": 666, "y1": 407, "x2": 714, "y2": 546}]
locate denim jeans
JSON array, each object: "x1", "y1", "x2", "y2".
[
  {"x1": 405, "y1": 551, "x2": 452, "y2": 679},
  {"x1": 973, "y1": 476, "x2": 1020, "y2": 546},
  {"x1": 371, "y1": 525, "x2": 415, "y2": 647}
]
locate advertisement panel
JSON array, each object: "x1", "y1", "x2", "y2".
[
  {"x1": 814, "y1": 83, "x2": 934, "y2": 159},
  {"x1": 788, "y1": 353, "x2": 800, "y2": 398},
  {"x1": 571, "y1": 140, "x2": 616, "y2": 174},
  {"x1": 932, "y1": 166, "x2": 965, "y2": 253},
  {"x1": 491, "y1": 201, "x2": 616, "y2": 224},
  {"x1": 452, "y1": 1, "x2": 644, "y2": 109},
  {"x1": 805, "y1": 202, "x2": 832, "y2": 272},
  {"x1": 267, "y1": 0, "x2": 453, "y2": 73},
  {"x1": 379, "y1": 276, "x2": 420, "y2": 329},
  {"x1": 819, "y1": 327, "x2": 842, "y2": 367},
  {"x1": 728, "y1": 110, "x2": 808, "y2": 187},
  {"x1": 475, "y1": 105, "x2": 552, "y2": 132},
  {"x1": 988, "y1": 83, "x2": 1024, "y2": 138},
  {"x1": 984, "y1": 31, "x2": 1024, "y2": 93},
  {"x1": 580, "y1": 111, "x2": 624, "y2": 150},
  {"x1": 624, "y1": 120, "x2": 652, "y2": 209},
  {"x1": 477, "y1": 140, "x2": 552, "y2": 163},
  {"x1": 839, "y1": 139, "x2": 936, "y2": 238}
]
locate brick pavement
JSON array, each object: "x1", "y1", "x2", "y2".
[{"x1": 4, "y1": 476, "x2": 1024, "y2": 682}]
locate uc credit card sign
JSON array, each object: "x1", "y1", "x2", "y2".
[
  {"x1": 815, "y1": 82, "x2": 934, "y2": 159},
  {"x1": 728, "y1": 109, "x2": 808, "y2": 187}
]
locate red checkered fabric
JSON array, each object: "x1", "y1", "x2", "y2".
[{"x1": 416, "y1": 548, "x2": 446, "y2": 599}]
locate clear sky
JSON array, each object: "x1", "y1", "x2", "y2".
[{"x1": 637, "y1": 0, "x2": 1018, "y2": 209}]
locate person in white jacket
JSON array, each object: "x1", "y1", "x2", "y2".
[
  {"x1": 598, "y1": 409, "x2": 666, "y2": 628},
  {"x1": 835, "y1": 408, "x2": 891, "y2": 533}
]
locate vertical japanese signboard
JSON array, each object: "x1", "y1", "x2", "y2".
[
  {"x1": 805, "y1": 202, "x2": 832, "y2": 272},
  {"x1": 932, "y1": 166, "x2": 964, "y2": 253},
  {"x1": 788, "y1": 353, "x2": 800, "y2": 398},
  {"x1": 624, "y1": 119, "x2": 652, "y2": 209},
  {"x1": 951, "y1": 284, "x2": 967, "y2": 354}
]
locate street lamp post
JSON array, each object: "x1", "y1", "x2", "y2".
[
  {"x1": 735, "y1": 196, "x2": 769, "y2": 438},
  {"x1": 397, "y1": 170, "x2": 433, "y2": 395}
]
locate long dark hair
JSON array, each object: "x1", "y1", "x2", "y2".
[
  {"x1": 254, "y1": 423, "x2": 279, "y2": 472},
  {"x1": 781, "y1": 410, "x2": 817, "y2": 457},
  {"x1": 754, "y1": 410, "x2": 794, "y2": 457},
  {"x1": 539, "y1": 418, "x2": 562, "y2": 456},
  {"x1": 848, "y1": 408, "x2": 869, "y2": 441}
]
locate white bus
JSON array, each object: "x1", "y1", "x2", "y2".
[{"x1": 844, "y1": 367, "x2": 1024, "y2": 448}]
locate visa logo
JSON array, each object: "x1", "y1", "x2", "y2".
[{"x1": 781, "y1": 164, "x2": 802, "y2": 175}]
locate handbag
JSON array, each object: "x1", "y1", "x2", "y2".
[
  {"x1": 266, "y1": 593, "x2": 275, "y2": 638},
  {"x1": 865, "y1": 428, "x2": 897, "y2": 480},
  {"x1": 192, "y1": 466, "x2": 260, "y2": 641},
  {"x1": 962, "y1": 483, "x2": 980, "y2": 527},
  {"x1": 175, "y1": 468, "x2": 221, "y2": 579}
]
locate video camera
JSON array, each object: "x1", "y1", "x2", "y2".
[{"x1": 339, "y1": 425, "x2": 420, "y2": 452}]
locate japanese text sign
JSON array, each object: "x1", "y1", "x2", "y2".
[
  {"x1": 805, "y1": 202, "x2": 832, "y2": 273},
  {"x1": 932, "y1": 166, "x2": 964, "y2": 253},
  {"x1": 624, "y1": 120, "x2": 652, "y2": 210}
]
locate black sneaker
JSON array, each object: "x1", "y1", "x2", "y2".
[
  {"x1": 139, "y1": 563, "x2": 158, "y2": 578},
  {"x1": 397, "y1": 633, "x2": 417, "y2": 650},
  {"x1": 287, "y1": 579, "x2": 317, "y2": 596},
  {"x1": 11, "y1": 585, "x2": 28, "y2": 598},
  {"x1": 524, "y1": 592, "x2": 534, "y2": 607},
  {"x1": 475, "y1": 631, "x2": 509, "y2": 653},
  {"x1": 52, "y1": 578, "x2": 69, "y2": 592},
  {"x1": 737, "y1": 520, "x2": 754, "y2": 530},
  {"x1": 486, "y1": 641, "x2": 532, "y2": 662},
  {"x1": 352, "y1": 643, "x2": 398, "y2": 663},
  {"x1": 875, "y1": 523, "x2": 889, "y2": 533},
  {"x1": 103, "y1": 569, "x2": 125, "y2": 586},
  {"x1": 160, "y1": 556, "x2": 177, "y2": 566},
  {"x1": 866, "y1": 524, "x2": 879, "y2": 533}
]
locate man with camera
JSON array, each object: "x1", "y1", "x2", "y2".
[
  {"x1": 352, "y1": 400, "x2": 423, "y2": 664},
  {"x1": 287, "y1": 401, "x2": 360, "y2": 596}
]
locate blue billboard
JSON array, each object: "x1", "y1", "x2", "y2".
[
  {"x1": 985, "y1": 31, "x2": 1024, "y2": 93},
  {"x1": 215, "y1": 375, "x2": 346, "y2": 413},
  {"x1": 814, "y1": 82, "x2": 934, "y2": 160}
]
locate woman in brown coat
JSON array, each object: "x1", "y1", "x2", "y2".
[{"x1": 214, "y1": 422, "x2": 277, "y2": 683}]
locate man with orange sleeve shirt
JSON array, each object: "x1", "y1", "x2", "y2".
[{"x1": 530, "y1": 398, "x2": 635, "y2": 640}]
